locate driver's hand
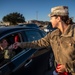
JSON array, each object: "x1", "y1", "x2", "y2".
[{"x1": 13, "y1": 42, "x2": 21, "y2": 49}]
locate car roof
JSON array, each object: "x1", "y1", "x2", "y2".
[
  {"x1": 0, "y1": 25, "x2": 40, "y2": 32},
  {"x1": 0, "y1": 27, "x2": 23, "y2": 34},
  {"x1": 0, "y1": 26, "x2": 40, "y2": 40},
  {"x1": 17, "y1": 23, "x2": 39, "y2": 28},
  {"x1": 0, "y1": 23, "x2": 40, "y2": 34}
]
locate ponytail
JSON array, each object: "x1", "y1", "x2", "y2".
[{"x1": 60, "y1": 16, "x2": 73, "y2": 25}]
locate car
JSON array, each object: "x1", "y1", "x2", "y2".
[
  {"x1": 0, "y1": 25, "x2": 54, "y2": 75},
  {"x1": 44, "y1": 22, "x2": 56, "y2": 33},
  {"x1": 17, "y1": 23, "x2": 40, "y2": 29}
]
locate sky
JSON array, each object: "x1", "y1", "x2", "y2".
[{"x1": 0, "y1": 0, "x2": 75, "y2": 22}]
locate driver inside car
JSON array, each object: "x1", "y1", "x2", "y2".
[{"x1": 0, "y1": 38, "x2": 15, "y2": 60}]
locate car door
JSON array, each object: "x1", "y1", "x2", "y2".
[
  {"x1": 0, "y1": 30, "x2": 38, "y2": 75},
  {"x1": 19, "y1": 29, "x2": 51, "y2": 75}
]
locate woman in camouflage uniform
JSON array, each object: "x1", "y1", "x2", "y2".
[{"x1": 14, "y1": 6, "x2": 75, "y2": 75}]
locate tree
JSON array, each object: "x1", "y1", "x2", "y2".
[{"x1": 2, "y1": 12, "x2": 25, "y2": 25}]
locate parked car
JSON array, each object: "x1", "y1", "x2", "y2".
[
  {"x1": 44, "y1": 22, "x2": 56, "y2": 33},
  {"x1": 0, "y1": 25, "x2": 54, "y2": 75},
  {"x1": 18, "y1": 23, "x2": 40, "y2": 29}
]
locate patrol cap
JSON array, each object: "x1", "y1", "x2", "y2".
[{"x1": 48, "y1": 6, "x2": 69, "y2": 17}]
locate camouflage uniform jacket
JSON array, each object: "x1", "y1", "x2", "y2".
[{"x1": 20, "y1": 25, "x2": 75, "y2": 75}]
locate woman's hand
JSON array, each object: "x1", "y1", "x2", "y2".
[{"x1": 56, "y1": 64, "x2": 66, "y2": 73}]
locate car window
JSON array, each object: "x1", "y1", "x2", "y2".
[
  {"x1": 25, "y1": 30, "x2": 42, "y2": 42},
  {"x1": 0, "y1": 33, "x2": 23, "y2": 66}
]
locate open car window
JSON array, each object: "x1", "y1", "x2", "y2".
[{"x1": 0, "y1": 32, "x2": 23, "y2": 66}]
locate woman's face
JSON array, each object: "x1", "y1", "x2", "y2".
[{"x1": 50, "y1": 16, "x2": 59, "y2": 28}]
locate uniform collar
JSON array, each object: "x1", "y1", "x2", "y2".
[
  {"x1": 51, "y1": 29, "x2": 61, "y2": 37},
  {"x1": 61, "y1": 25, "x2": 73, "y2": 37},
  {"x1": 51, "y1": 25, "x2": 73, "y2": 38}
]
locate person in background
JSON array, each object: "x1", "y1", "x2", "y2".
[{"x1": 13, "y1": 6, "x2": 75, "y2": 75}]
